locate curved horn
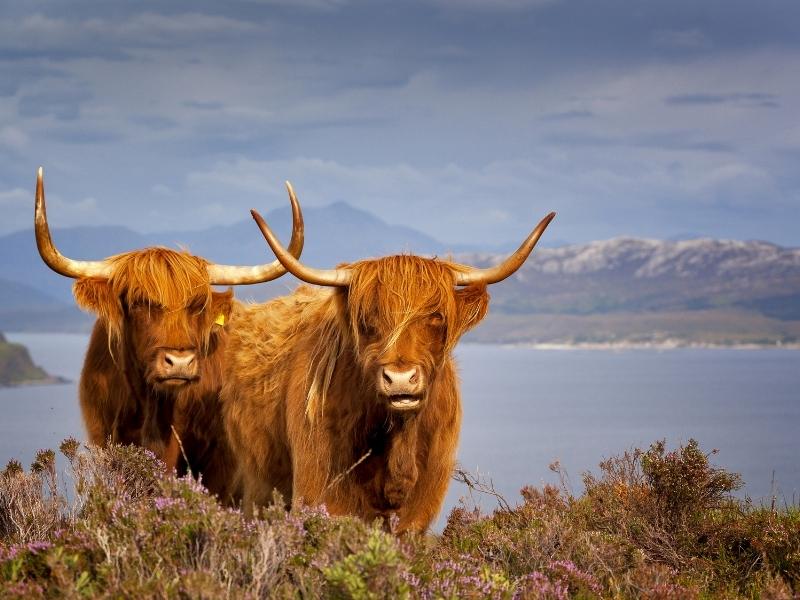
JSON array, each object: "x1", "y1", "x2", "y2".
[
  {"x1": 454, "y1": 211, "x2": 556, "y2": 286},
  {"x1": 206, "y1": 181, "x2": 305, "y2": 285},
  {"x1": 250, "y1": 208, "x2": 352, "y2": 287},
  {"x1": 34, "y1": 167, "x2": 113, "y2": 279}
]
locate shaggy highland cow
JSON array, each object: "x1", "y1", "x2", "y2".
[
  {"x1": 34, "y1": 168, "x2": 304, "y2": 499},
  {"x1": 222, "y1": 205, "x2": 554, "y2": 531}
]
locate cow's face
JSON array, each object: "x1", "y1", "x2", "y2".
[
  {"x1": 73, "y1": 248, "x2": 233, "y2": 393},
  {"x1": 345, "y1": 256, "x2": 489, "y2": 412},
  {"x1": 122, "y1": 290, "x2": 232, "y2": 390}
]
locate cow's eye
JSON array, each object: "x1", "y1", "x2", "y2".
[
  {"x1": 131, "y1": 300, "x2": 162, "y2": 313},
  {"x1": 428, "y1": 312, "x2": 445, "y2": 327},
  {"x1": 359, "y1": 321, "x2": 378, "y2": 339},
  {"x1": 188, "y1": 300, "x2": 206, "y2": 313}
]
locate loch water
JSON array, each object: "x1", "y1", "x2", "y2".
[{"x1": 2, "y1": 333, "x2": 799, "y2": 527}]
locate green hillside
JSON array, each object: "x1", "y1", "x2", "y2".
[{"x1": 0, "y1": 332, "x2": 51, "y2": 386}]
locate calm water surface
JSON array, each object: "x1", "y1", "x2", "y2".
[{"x1": 3, "y1": 334, "x2": 799, "y2": 526}]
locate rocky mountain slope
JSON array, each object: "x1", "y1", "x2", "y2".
[{"x1": 464, "y1": 237, "x2": 800, "y2": 320}]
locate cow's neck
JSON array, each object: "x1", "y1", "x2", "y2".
[{"x1": 119, "y1": 332, "x2": 174, "y2": 451}]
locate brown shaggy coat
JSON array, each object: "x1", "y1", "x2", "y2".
[
  {"x1": 75, "y1": 248, "x2": 237, "y2": 499},
  {"x1": 222, "y1": 256, "x2": 489, "y2": 531}
]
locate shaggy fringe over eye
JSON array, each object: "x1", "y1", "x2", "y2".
[
  {"x1": 304, "y1": 256, "x2": 489, "y2": 421},
  {"x1": 73, "y1": 248, "x2": 213, "y2": 355},
  {"x1": 347, "y1": 256, "x2": 465, "y2": 356}
]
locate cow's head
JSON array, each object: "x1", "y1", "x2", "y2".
[
  {"x1": 34, "y1": 167, "x2": 304, "y2": 392},
  {"x1": 250, "y1": 205, "x2": 554, "y2": 413}
]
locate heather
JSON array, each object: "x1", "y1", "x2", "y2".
[{"x1": 1, "y1": 440, "x2": 798, "y2": 598}]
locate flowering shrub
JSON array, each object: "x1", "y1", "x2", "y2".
[{"x1": 0, "y1": 439, "x2": 797, "y2": 598}]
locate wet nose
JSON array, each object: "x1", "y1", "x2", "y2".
[
  {"x1": 382, "y1": 367, "x2": 419, "y2": 388},
  {"x1": 163, "y1": 350, "x2": 196, "y2": 370}
]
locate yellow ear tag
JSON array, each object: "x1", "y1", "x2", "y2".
[{"x1": 214, "y1": 313, "x2": 226, "y2": 326}]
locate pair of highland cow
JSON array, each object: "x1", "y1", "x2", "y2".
[{"x1": 34, "y1": 167, "x2": 554, "y2": 533}]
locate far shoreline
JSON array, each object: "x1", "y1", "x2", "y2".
[
  {"x1": 7, "y1": 331, "x2": 800, "y2": 353},
  {"x1": 461, "y1": 340, "x2": 800, "y2": 351}
]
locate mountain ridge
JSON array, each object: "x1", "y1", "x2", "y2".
[{"x1": 1, "y1": 203, "x2": 798, "y2": 344}]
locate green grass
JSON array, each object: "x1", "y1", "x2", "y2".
[{"x1": 1, "y1": 439, "x2": 798, "y2": 598}]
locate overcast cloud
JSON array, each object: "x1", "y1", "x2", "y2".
[{"x1": 0, "y1": 0, "x2": 798, "y2": 246}]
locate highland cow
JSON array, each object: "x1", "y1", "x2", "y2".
[
  {"x1": 222, "y1": 206, "x2": 554, "y2": 531},
  {"x1": 34, "y1": 168, "x2": 304, "y2": 499}
]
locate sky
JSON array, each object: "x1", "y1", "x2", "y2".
[{"x1": 1, "y1": 0, "x2": 798, "y2": 246}]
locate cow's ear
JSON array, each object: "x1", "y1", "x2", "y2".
[
  {"x1": 73, "y1": 278, "x2": 121, "y2": 322},
  {"x1": 454, "y1": 284, "x2": 490, "y2": 335},
  {"x1": 210, "y1": 288, "x2": 234, "y2": 328}
]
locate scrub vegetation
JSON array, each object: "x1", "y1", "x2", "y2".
[{"x1": 1, "y1": 439, "x2": 797, "y2": 598}]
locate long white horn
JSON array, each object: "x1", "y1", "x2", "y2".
[
  {"x1": 454, "y1": 212, "x2": 555, "y2": 286},
  {"x1": 205, "y1": 180, "x2": 305, "y2": 285},
  {"x1": 34, "y1": 167, "x2": 113, "y2": 279},
  {"x1": 250, "y1": 208, "x2": 352, "y2": 287}
]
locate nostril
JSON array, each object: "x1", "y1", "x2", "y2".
[
  {"x1": 186, "y1": 354, "x2": 195, "y2": 366},
  {"x1": 164, "y1": 355, "x2": 173, "y2": 366},
  {"x1": 409, "y1": 368, "x2": 419, "y2": 384},
  {"x1": 382, "y1": 369, "x2": 393, "y2": 385}
]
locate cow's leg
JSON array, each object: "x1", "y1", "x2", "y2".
[{"x1": 242, "y1": 472, "x2": 274, "y2": 519}]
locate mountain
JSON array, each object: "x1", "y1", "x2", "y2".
[
  {"x1": 0, "y1": 202, "x2": 452, "y2": 308},
  {"x1": 1, "y1": 205, "x2": 799, "y2": 346},
  {"x1": 461, "y1": 237, "x2": 800, "y2": 346},
  {"x1": 465, "y1": 237, "x2": 800, "y2": 319}
]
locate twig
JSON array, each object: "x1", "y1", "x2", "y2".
[
  {"x1": 170, "y1": 425, "x2": 191, "y2": 474},
  {"x1": 452, "y1": 466, "x2": 511, "y2": 512},
  {"x1": 324, "y1": 449, "x2": 373, "y2": 494}
]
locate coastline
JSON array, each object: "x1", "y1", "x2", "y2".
[
  {"x1": 464, "y1": 340, "x2": 800, "y2": 351},
  {"x1": 0, "y1": 374, "x2": 70, "y2": 389}
]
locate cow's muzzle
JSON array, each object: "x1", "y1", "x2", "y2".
[
  {"x1": 155, "y1": 349, "x2": 199, "y2": 386},
  {"x1": 379, "y1": 366, "x2": 425, "y2": 411}
]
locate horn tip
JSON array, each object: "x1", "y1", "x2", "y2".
[{"x1": 37, "y1": 166, "x2": 43, "y2": 177}]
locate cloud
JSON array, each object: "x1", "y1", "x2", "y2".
[
  {"x1": 0, "y1": 12, "x2": 265, "y2": 60},
  {"x1": 541, "y1": 131, "x2": 735, "y2": 153},
  {"x1": 18, "y1": 89, "x2": 92, "y2": 120},
  {"x1": 45, "y1": 128, "x2": 124, "y2": 144},
  {"x1": 183, "y1": 100, "x2": 226, "y2": 111},
  {"x1": 430, "y1": 0, "x2": 558, "y2": 11},
  {"x1": 652, "y1": 28, "x2": 711, "y2": 49},
  {"x1": 0, "y1": 126, "x2": 29, "y2": 149},
  {"x1": 0, "y1": 186, "x2": 99, "y2": 234},
  {"x1": 665, "y1": 92, "x2": 779, "y2": 108},
  {"x1": 0, "y1": 62, "x2": 67, "y2": 97},
  {"x1": 539, "y1": 110, "x2": 594, "y2": 122},
  {"x1": 129, "y1": 115, "x2": 178, "y2": 130},
  {"x1": 1, "y1": 4, "x2": 799, "y2": 245},
  {"x1": 244, "y1": 0, "x2": 350, "y2": 9},
  {"x1": 0, "y1": 187, "x2": 27, "y2": 207},
  {"x1": 182, "y1": 150, "x2": 789, "y2": 245}
]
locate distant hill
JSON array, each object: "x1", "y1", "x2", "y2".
[
  {"x1": 0, "y1": 331, "x2": 60, "y2": 386},
  {"x1": 462, "y1": 238, "x2": 800, "y2": 346},
  {"x1": 0, "y1": 202, "x2": 455, "y2": 308},
  {"x1": 1, "y1": 205, "x2": 799, "y2": 346},
  {"x1": 464, "y1": 237, "x2": 800, "y2": 319}
]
